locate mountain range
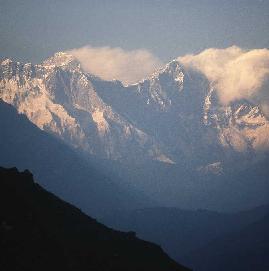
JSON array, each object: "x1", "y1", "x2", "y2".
[
  {"x1": 0, "y1": 52, "x2": 269, "y2": 211},
  {"x1": 0, "y1": 51, "x2": 269, "y2": 270},
  {"x1": 1, "y1": 52, "x2": 269, "y2": 212},
  {"x1": 2, "y1": 52, "x2": 269, "y2": 164}
]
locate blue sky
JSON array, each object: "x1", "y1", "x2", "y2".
[{"x1": 1, "y1": 0, "x2": 269, "y2": 63}]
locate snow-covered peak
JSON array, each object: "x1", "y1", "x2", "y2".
[
  {"x1": 0, "y1": 53, "x2": 173, "y2": 164},
  {"x1": 1, "y1": 58, "x2": 13, "y2": 66},
  {"x1": 148, "y1": 59, "x2": 184, "y2": 82},
  {"x1": 42, "y1": 51, "x2": 80, "y2": 69},
  {"x1": 129, "y1": 59, "x2": 185, "y2": 111},
  {"x1": 160, "y1": 59, "x2": 183, "y2": 73},
  {"x1": 131, "y1": 59, "x2": 184, "y2": 87}
]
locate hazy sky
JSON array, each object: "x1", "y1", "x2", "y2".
[{"x1": 1, "y1": 0, "x2": 269, "y2": 63}]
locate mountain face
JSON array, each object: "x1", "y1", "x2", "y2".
[
  {"x1": 0, "y1": 54, "x2": 172, "y2": 164},
  {"x1": 1, "y1": 52, "x2": 269, "y2": 211},
  {"x1": 0, "y1": 167, "x2": 190, "y2": 271},
  {"x1": 0, "y1": 100, "x2": 152, "y2": 218},
  {"x1": 91, "y1": 59, "x2": 269, "y2": 164}
]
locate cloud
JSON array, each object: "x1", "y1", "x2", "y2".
[
  {"x1": 67, "y1": 45, "x2": 162, "y2": 85},
  {"x1": 179, "y1": 46, "x2": 269, "y2": 106}
]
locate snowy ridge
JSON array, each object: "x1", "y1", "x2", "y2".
[
  {"x1": 0, "y1": 55, "x2": 173, "y2": 163},
  {"x1": 1, "y1": 52, "x2": 269, "y2": 167}
]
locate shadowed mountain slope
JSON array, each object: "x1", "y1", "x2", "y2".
[
  {"x1": 0, "y1": 167, "x2": 190, "y2": 271},
  {"x1": 0, "y1": 99, "x2": 151, "y2": 217},
  {"x1": 184, "y1": 213, "x2": 269, "y2": 271}
]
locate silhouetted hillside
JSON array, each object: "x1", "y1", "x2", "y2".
[
  {"x1": 0, "y1": 99, "x2": 151, "y2": 217},
  {"x1": 0, "y1": 167, "x2": 190, "y2": 271}
]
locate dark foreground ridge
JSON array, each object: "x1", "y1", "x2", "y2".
[{"x1": 0, "y1": 167, "x2": 190, "y2": 271}]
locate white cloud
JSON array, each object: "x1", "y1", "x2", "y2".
[
  {"x1": 179, "y1": 46, "x2": 269, "y2": 106},
  {"x1": 67, "y1": 45, "x2": 162, "y2": 85}
]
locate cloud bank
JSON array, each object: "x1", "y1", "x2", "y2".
[
  {"x1": 68, "y1": 45, "x2": 162, "y2": 85},
  {"x1": 179, "y1": 46, "x2": 269, "y2": 106},
  {"x1": 179, "y1": 46, "x2": 269, "y2": 151}
]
